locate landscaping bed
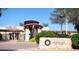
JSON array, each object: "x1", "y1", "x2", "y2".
[
  {"x1": 29, "y1": 31, "x2": 79, "y2": 49},
  {"x1": 35, "y1": 31, "x2": 70, "y2": 44}
]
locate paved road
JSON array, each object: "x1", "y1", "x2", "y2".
[{"x1": 0, "y1": 40, "x2": 38, "y2": 51}]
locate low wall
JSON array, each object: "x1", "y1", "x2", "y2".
[{"x1": 39, "y1": 37, "x2": 72, "y2": 50}]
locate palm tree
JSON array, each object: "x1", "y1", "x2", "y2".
[
  {"x1": 66, "y1": 8, "x2": 79, "y2": 33},
  {"x1": 51, "y1": 8, "x2": 79, "y2": 34},
  {"x1": 50, "y1": 8, "x2": 68, "y2": 34},
  {"x1": 66, "y1": 8, "x2": 79, "y2": 24}
]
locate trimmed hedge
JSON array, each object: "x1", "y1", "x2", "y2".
[
  {"x1": 71, "y1": 34, "x2": 79, "y2": 49},
  {"x1": 35, "y1": 31, "x2": 69, "y2": 44},
  {"x1": 58, "y1": 34, "x2": 70, "y2": 38}
]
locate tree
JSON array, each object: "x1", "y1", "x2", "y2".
[
  {"x1": 0, "y1": 8, "x2": 7, "y2": 16},
  {"x1": 65, "y1": 8, "x2": 79, "y2": 24},
  {"x1": 50, "y1": 8, "x2": 68, "y2": 34},
  {"x1": 50, "y1": 8, "x2": 79, "y2": 34},
  {"x1": 0, "y1": 8, "x2": 2, "y2": 16},
  {"x1": 19, "y1": 22, "x2": 24, "y2": 26},
  {"x1": 74, "y1": 16, "x2": 79, "y2": 33},
  {"x1": 66, "y1": 9, "x2": 79, "y2": 33},
  {"x1": 43, "y1": 23, "x2": 48, "y2": 27}
]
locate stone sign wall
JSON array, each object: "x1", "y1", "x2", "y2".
[{"x1": 39, "y1": 37, "x2": 72, "y2": 49}]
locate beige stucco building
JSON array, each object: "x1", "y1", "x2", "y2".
[
  {"x1": 0, "y1": 20, "x2": 77, "y2": 41},
  {"x1": 0, "y1": 20, "x2": 43, "y2": 41}
]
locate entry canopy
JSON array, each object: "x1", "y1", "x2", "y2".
[
  {"x1": 24, "y1": 20, "x2": 39, "y2": 24},
  {"x1": 24, "y1": 20, "x2": 43, "y2": 29}
]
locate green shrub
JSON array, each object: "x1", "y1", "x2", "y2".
[
  {"x1": 35, "y1": 31, "x2": 59, "y2": 44},
  {"x1": 58, "y1": 34, "x2": 70, "y2": 38},
  {"x1": 35, "y1": 31, "x2": 70, "y2": 44},
  {"x1": 29, "y1": 37, "x2": 36, "y2": 42},
  {"x1": 71, "y1": 34, "x2": 79, "y2": 47}
]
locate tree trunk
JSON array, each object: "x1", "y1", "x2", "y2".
[
  {"x1": 60, "y1": 24, "x2": 63, "y2": 34},
  {"x1": 77, "y1": 30, "x2": 79, "y2": 34}
]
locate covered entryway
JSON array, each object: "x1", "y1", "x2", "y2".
[{"x1": 24, "y1": 20, "x2": 43, "y2": 41}]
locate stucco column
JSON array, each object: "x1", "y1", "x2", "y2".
[
  {"x1": 38, "y1": 29, "x2": 41, "y2": 33},
  {"x1": 25, "y1": 28, "x2": 30, "y2": 41}
]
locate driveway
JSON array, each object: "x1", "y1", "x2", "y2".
[
  {"x1": 0, "y1": 40, "x2": 38, "y2": 51},
  {"x1": 0, "y1": 40, "x2": 76, "y2": 51}
]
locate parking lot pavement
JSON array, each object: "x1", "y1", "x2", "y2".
[
  {"x1": 0, "y1": 40, "x2": 76, "y2": 51},
  {"x1": 0, "y1": 40, "x2": 38, "y2": 51}
]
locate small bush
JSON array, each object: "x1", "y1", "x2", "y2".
[
  {"x1": 29, "y1": 37, "x2": 36, "y2": 42},
  {"x1": 71, "y1": 34, "x2": 79, "y2": 49}
]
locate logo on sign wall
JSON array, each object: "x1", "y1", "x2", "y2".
[{"x1": 45, "y1": 39, "x2": 51, "y2": 46}]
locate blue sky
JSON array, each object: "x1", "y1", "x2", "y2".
[{"x1": 0, "y1": 8, "x2": 75, "y2": 31}]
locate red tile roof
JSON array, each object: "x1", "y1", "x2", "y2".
[{"x1": 0, "y1": 29, "x2": 24, "y2": 32}]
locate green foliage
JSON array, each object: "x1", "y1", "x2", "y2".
[
  {"x1": 50, "y1": 9, "x2": 66, "y2": 25},
  {"x1": 71, "y1": 34, "x2": 79, "y2": 47},
  {"x1": 58, "y1": 34, "x2": 70, "y2": 38},
  {"x1": 35, "y1": 31, "x2": 69, "y2": 44},
  {"x1": 66, "y1": 9, "x2": 79, "y2": 33},
  {"x1": 51, "y1": 8, "x2": 79, "y2": 24},
  {"x1": 67, "y1": 9, "x2": 79, "y2": 24},
  {"x1": 35, "y1": 31, "x2": 59, "y2": 44},
  {"x1": 0, "y1": 8, "x2": 7, "y2": 16},
  {"x1": 50, "y1": 8, "x2": 66, "y2": 31},
  {"x1": 43, "y1": 23, "x2": 48, "y2": 27},
  {"x1": 51, "y1": 8, "x2": 79, "y2": 32},
  {"x1": 75, "y1": 24, "x2": 79, "y2": 32},
  {"x1": 0, "y1": 8, "x2": 2, "y2": 16},
  {"x1": 19, "y1": 22, "x2": 24, "y2": 26},
  {"x1": 29, "y1": 37, "x2": 36, "y2": 42}
]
